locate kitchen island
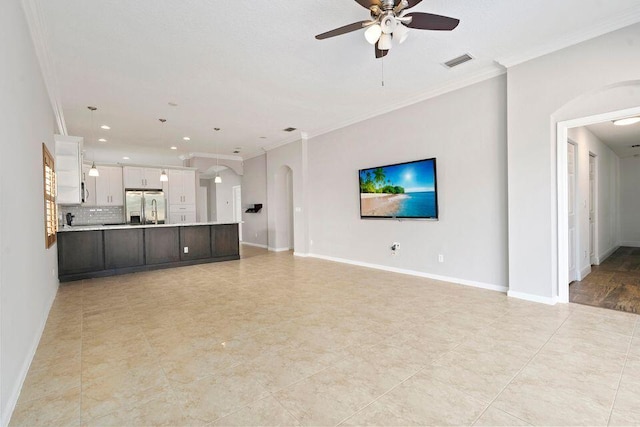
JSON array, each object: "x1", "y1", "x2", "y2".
[{"x1": 57, "y1": 222, "x2": 240, "y2": 282}]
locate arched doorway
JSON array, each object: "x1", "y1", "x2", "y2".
[
  {"x1": 274, "y1": 165, "x2": 294, "y2": 251},
  {"x1": 555, "y1": 81, "x2": 640, "y2": 303}
]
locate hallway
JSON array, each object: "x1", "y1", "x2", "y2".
[{"x1": 570, "y1": 247, "x2": 640, "y2": 314}]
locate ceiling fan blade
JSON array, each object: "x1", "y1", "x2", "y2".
[
  {"x1": 315, "y1": 21, "x2": 369, "y2": 40},
  {"x1": 375, "y1": 42, "x2": 388, "y2": 59},
  {"x1": 354, "y1": 0, "x2": 381, "y2": 9},
  {"x1": 405, "y1": 12, "x2": 460, "y2": 31}
]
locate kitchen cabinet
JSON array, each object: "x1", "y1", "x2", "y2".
[
  {"x1": 144, "y1": 227, "x2": 180, "y2": 265},
  {"x1": 212, "y1": 223, "x2": 239, "y2": 257},
  {"x1": 55, "y1": 135, "x2": 83, "y2": 204},
  {"x1": 95, "y1": 165, "x2": 123, "y2": 206},
  {"x1": 58, "y1": 230, "x2": 104, "y2": 275},
  {"x1": 168, "y1": 169, "x2": 196, "y2": 205},
  {"x1": 180, "y1": 226, "x2": 212, "y2": 261},
  {"x1": 169, "y1": 205, "x2": 196, "y2": 224},
  {"x1": 104, "y1": 229, "x2": 145, "y2": 269},
  {"x1": 57, "y1": 223, "x2": 240, "y2": 281},
  {"x1": 81, "y1": 164, "x2": 97, "y2": 206},
  {"x1": 123, "y1": 167, "x2": 163, "y2": 189}
]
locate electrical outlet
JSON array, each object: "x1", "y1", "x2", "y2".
[
  {"x1": 184, "y1": 247, "x2": 189, "y2": 254},
  {"x1": 391, "y1": 242, "x2": 400, "y2": 255},
  {"x1": 438, "y1": 254, "x2": 444, "y2": 263}
]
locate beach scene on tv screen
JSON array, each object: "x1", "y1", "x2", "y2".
[{"x1": 359, "y1": 159, "x2": 437, "y2": 218}]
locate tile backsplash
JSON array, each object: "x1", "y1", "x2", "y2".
[{"x1": 59, "y1": 205, "x2": 125, "y2": 226}]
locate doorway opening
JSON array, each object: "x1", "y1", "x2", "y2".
[
  {"x1": 557, "y1": 105, "x2": 640, "y2": 313},
  {"x1": 232, "y1": 185, "x2": 242, "y2": 241},
  {"x1": 273, "y1": 165, "x2": 294, "y2": 251}
]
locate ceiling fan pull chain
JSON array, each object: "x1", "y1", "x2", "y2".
[{"x1": 381, "y1": 56, "x2": 385, "y2": 87}]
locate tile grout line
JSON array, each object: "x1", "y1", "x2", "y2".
[
  {"x1": 335, "y1": 309, "x2": 513, "y2": 426},
  {"x1": 469, "y1": 310, "x2": 575, "y2": 426},
  {"x1": 79, "y1": 280, "x2": 85, "y2": 425},
  {"x1": 606, "y1": 319, "x2": 637, "y2": 426}
]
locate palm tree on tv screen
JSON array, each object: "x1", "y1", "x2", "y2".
[{"x1": 373, "y1": 168, "x2": 386, "y2": 192}]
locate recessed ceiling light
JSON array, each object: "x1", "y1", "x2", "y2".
[
  {"x1": 170, "y1": 146, "x2": 177, "y2": 150},
  {"x1": 613, "y1": 117, "x2": 640, "y2": 126},
  {"x1": 183, "y1": 137, "x2": 191, "y2": 141},
  {"x1": 632, "y1": 144, "x2": 640, "y2": 148},
  {"x1": 214, "y1": 128, "x2": 221, "y2": 131},
  {"x1": 122, "y1": 156, "x2": 130, "y2": 160},
  {"x1": 260, "y1": 136, "x2": 267, "y2": 139},
  {"x1": 98, "y1": 138, "x2": 107, "y2": 142},
  {"x1": 283, "y1": 127, "x2": 297, "y2": 132},
  {"x1": 100, "y1": 125, "x2": 111, "y2": 130},
  {"x1": 168, "y1": 102, "x2": 178, "y2": 107}
]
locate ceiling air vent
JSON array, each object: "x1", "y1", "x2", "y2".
[
  {"x1": 283, "y1": 127, "x2": 297, "y2": 132},
  {"x1": 444, "y1": 53, "x2": 473, "y2": 69}
]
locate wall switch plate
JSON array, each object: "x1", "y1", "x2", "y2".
[
  {"x1": 184, "y1": 247, "x2": 189, "y2": 254},
  {"x1": 438, "y1": 254, "x2": 444, "y2": 263}
]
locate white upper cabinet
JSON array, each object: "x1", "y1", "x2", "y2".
[
  {"x1": 95, "y1": 166, "x2": 123, "y2": 206},
  {"x1": 55, "y1": 135, "x2": 83, "y2": 205},
  {"x1": 123, "y1": 167, "x2": 163, "y2": 189},
  {"x1": 168, "y1": 169, "x2": 196, "y2": 205}
]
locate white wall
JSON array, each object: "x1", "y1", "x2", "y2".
[
  {"x1": 241, "y1": 154, "x2": 268, "y2": 247},
  {"x1": 307, "y1": 76, "x2": 508, "y2": 289},
  {"x1": 507, "y1": 23, "x2": 640, "y2": 301},
  {"x1": 567, "y1": 127, "x2": 620, "y2": 272},
  {"x1": 620, "y1": 156, "x2": 640, "y2": 246},
  {"x1": 214, "y1": 169, "x2": 241, "y2": 223},
  {"x1": 0, "y1": 0, "x2": 60, "y2": 423}
]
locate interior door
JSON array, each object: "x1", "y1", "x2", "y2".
[
  {"x1": 567, "y1": 142, "x2": 577, "y2": 283},
  {"x1": 232, "y1": 185, "x2": 242, "y2": 241},
  {"x1": 589, "y1": 154, "x2": 596, "y2": 264}
]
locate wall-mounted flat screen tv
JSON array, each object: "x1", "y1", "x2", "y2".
[{"x1": 359, "y1": 158, "x2": 438, "y2": 220}]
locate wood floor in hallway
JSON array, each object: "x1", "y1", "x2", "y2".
[{"x1": 570, "y1": 247, "x2": 640, "y2": 314}]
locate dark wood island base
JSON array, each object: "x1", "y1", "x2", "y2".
[{"x1": 57, "y1": 223, "x2": 240, "y2": 282}]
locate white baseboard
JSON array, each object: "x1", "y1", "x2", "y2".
[
  {"x1": 293, "y1": 252, "x2": 309, "y2": 257},
  {"x1": 579, "y1": 265, "x2": 592, "y2": 280},
  {"x1": 268, "y1": 247, "x2": 290, "y2": 252},
  {"x1": 507, "y1": 290, "x2": 558, "y2": 305},
  {"x1": 240, "y1": 241, "x2": 268, "y2": 249},
  {"x1": 597, "y1": 245, "x2": 620, "y2": 264},
  {"x1": 620, "y1": 241, "x2": 640, "y2": 248},
  {"x1": 307, "y1": 253, "x2": 507, "y2": 293},
  {"x1": 2, "y1": 289, "x2": 57, "y2": 427}
]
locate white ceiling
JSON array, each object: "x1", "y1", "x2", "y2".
[
  {"x1": 586, "y1": 119, "x2": 640, "y2": 158},
  {"x1": 38, "y1": 0, "x2": 640, "y2": 161}
]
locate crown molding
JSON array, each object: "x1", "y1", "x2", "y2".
[
  {"x1": 179, "y1": 152, "x2": 243, "y2": 162},
  {"x1": 497, "y1": 6, "x2": 640, "y2": 68},
  {"x1": 305, "y1": 66, "x2": 506, "y2": 141},
  {"x1": 260, "y1": 133, "x2": 304, "y2": 152},
  {"x1": 243, "y1": 67, "x2": 505, "y2": 158},
  {"x1": 21, "y1": 0, "x2": 67, "y2": 135}
]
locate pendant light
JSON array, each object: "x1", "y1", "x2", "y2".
[
  {"x1": 87, "y1": 106, "x2": 99, "y2": 177},
  {"x1": 214, "y1": 128, "x2": 222, "y2": 184},
  {"x1": 159, "y1": 119, "x2": 169, "y2": 182}
]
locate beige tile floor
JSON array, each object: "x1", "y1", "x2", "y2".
[{"x1": 9, "y1": 245, "x2": 640, "y2": 426}]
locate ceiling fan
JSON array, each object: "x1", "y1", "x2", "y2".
[{"x1": 315, "y1": 0, "x2": 459, "y2": 58}]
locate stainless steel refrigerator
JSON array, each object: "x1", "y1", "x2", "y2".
[{"x1": 125, "y1": 190, "x2": 166, "y2": 224}]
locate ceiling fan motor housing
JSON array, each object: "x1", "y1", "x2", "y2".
[{"x1": 380, "y1": 14, "x2": 397, "y2": 34}]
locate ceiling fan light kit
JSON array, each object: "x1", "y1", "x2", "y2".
[{"x1": 316, "y1": 0, "x2": 459, "y2": 57}]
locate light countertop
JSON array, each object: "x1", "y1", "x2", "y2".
[{"x1": 57, "y1": 221, "x2": 241, "y2": 233}]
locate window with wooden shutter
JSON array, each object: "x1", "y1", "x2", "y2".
[{"x1": 43, "y1": 143, "x2": 58, "y2": 248}]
